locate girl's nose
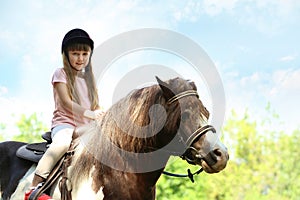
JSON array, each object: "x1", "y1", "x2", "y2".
[{"x1": 78, "y1": 54, "x2": 83, "y2": 61}]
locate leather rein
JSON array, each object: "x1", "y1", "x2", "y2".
[{"x1": 162, "y1": 90, "x2": 216, "y2": 182}]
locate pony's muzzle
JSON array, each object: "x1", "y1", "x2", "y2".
[{"x1": 202, "y1": 146, "x2": 229, "y2": 173}]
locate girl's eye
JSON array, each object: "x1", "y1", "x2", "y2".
[{"x1": 69, "y1": 51, "x2": 89, "y2": 56}]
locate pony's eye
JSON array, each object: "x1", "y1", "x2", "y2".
[{"x1": 181, "y1": 111, "x2": 190, "y2": 121}]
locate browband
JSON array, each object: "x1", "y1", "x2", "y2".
[{"x1": 167, "y1": 90, "x2": 198, "y2": 104}]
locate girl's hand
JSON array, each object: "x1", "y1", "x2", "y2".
[
  {"x1": 83, "y1": 110, "x2": 96, "y2": 119},
  {"x1": 94, "y1": 109, "x2": 105, "y2": 118},
  {"x1": 83, "y1": 109, "x2": 105, "y2": 120}
]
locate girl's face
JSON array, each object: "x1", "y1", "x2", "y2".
[{"x1": 68, "y1": 50, "x2": 91, "y2": 71}]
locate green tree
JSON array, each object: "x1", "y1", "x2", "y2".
[
  {"x1": 12, "y1": 113, "x2": 48, "y2": 143},
  {"x1": 0, "y1": 123, "x2": 6, "y2": 141},
  {"x1": 156, "y1": 157, "x2": 209, "y2": 200}
]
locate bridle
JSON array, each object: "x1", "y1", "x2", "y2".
[
  {"x1": 162, "y1": 89, "x2": 217, "y2": 182},
  {"x1": 167, "y1": 90, "x2": 199, "y2": 104},
  {"x1": 166, "y1": 90, "x2": 216, "y2": 154}
]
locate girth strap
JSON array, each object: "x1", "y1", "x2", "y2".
[
  {"x1": 59, "y1": 139, "x2": 79, "y2": 200},
  {"x1": 29, "y1": 139, "x2": 78, "y2": 200}
]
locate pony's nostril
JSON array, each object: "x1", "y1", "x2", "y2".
[{"x1": 213, "y1": 149, "x2": 222, "y2": 157}]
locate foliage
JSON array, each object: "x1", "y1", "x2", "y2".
[
  {"x1": 12, "y1": 113, "x2": 48, "y2": 143},
  {"x1": 1, "y1": 108, "x2": 299, "y2": 199},
  {"x1": 156, "y1": 108, "x2": 300, "y2": 199},
  {"x1": 0, "y1": 123, "x2": 6, "y2": 141}
]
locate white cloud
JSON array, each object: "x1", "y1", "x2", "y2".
[
  {"x1": 240, "y1": 72, "x2": 261, "y2": 86},
  {"x1": 203, "y1": 0, "x2": 237, "y2": 16},
  {"x1": 0, "y1": 30, "x2": 26, "y2": 54},
  {"x1": 237, "y1": 0, "x2": 300, "y2": 35},
  {"x1": 279, "y1": 55, "x2": 297, "y2": 62},
  {"x1": 171, "y1": 0, "x2": 238, "y2": 21},
  {"x1": 268, "y1": 68, "x2": 300, "y2": 130},
  {"x1": 223, "y1": 68, "x2": 300, "y2": 132},
  {"x1": 0, "y1": 86, "x2": 8, "y2": 96},
  {"x1": 172, "y1": 1, "x2": 202, "y2": 22},
  {"x1": 172, "y1": 0, "x2": 300, "y2": 36},
  {"x1": 270, "y1": 68, "x2": 300, "y2": 94}
]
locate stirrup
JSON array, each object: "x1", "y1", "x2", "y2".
[{"x1": 28, "y1": 183, "x2": 52, "y2": 200}]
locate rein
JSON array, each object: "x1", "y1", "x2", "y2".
[
  {"x1": 162, "y1": 168, "x2": 203, "y2": 183},
  {"x1": 162, "y1": 90, "x2": 215, "y2": 183}
]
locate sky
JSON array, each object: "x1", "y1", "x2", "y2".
[{"x1": 0, "y1": 0, "x2": 299, "y2": 137}]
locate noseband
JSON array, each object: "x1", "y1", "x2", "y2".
[
  {"x1": 185, "y1": 125, "x2": 216, "y2": 148},
  {"x1": 181, "y1": 125, "x2": 216, "y2": 165}
]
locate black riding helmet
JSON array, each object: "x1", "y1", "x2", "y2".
[
  {"x1": 61, "y1": 28, "x2": 94, "y2": 54},
  {"x1": 62, "y1": 28, "x2": 94, "y2": 71}
]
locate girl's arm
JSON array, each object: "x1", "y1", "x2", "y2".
[{"x1": 54, "y1": 82, "x2": 95, "y2": 119}]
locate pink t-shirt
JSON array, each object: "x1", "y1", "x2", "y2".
[{"x1": 51, "y1": 68, "x2": 92, "y2": 128}]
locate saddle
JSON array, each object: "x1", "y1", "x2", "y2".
[{"x1": 16, "y1": 132, "x2": 52, "y2": 163}]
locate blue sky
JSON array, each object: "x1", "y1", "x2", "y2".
[{"x1": 1, "y1": 0, "x2": 299, "y2": 136}]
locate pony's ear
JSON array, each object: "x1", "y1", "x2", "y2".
[
  {"x1": 189, "y1": 81, "x2": 197, "y2": 90},
  {"x1": 156, "y1": 76, "x2": 175, "y2": 101}
]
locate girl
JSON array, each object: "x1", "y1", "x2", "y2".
[{"x1": 25, "y1": 28, "x2": 101, "y2": 200}]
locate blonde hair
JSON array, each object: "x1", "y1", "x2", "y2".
[{"x1": 62, "y1": 43, "x2": 99, "y2": 110}]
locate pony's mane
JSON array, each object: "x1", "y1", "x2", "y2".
[
  {"x1": 71, "y1": 77, "x2": 209, "y2": 189},
  {"x1": 102, "y1": 84, "x2": 164, "y2": 152}
]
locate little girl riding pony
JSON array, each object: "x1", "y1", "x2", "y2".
[{"x1": 25, "y1": 28, "x2": 101, "y2": 200}]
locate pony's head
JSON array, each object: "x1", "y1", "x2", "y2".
[{"x1": 155, "y1": 76, "x2": 229, "y2": 173}]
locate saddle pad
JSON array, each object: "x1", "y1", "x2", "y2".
[
  {"x1": 26, "y1": 142, "x2": 48, "y2": 152},
  {"x1": 16, "y1": 142, "x2": 48, "y2": 163}
]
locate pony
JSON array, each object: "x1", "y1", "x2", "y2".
[{"x1": 0, "y1": 77, "x2": 229, "y2": 200}]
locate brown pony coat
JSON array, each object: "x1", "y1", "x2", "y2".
[{"x1": 71, "y1": 77, "x2": 209, "y2": 199}]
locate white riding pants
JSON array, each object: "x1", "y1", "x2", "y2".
[{"x1": 35, "y1": 124, "x2": 74, "y2": 179}]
